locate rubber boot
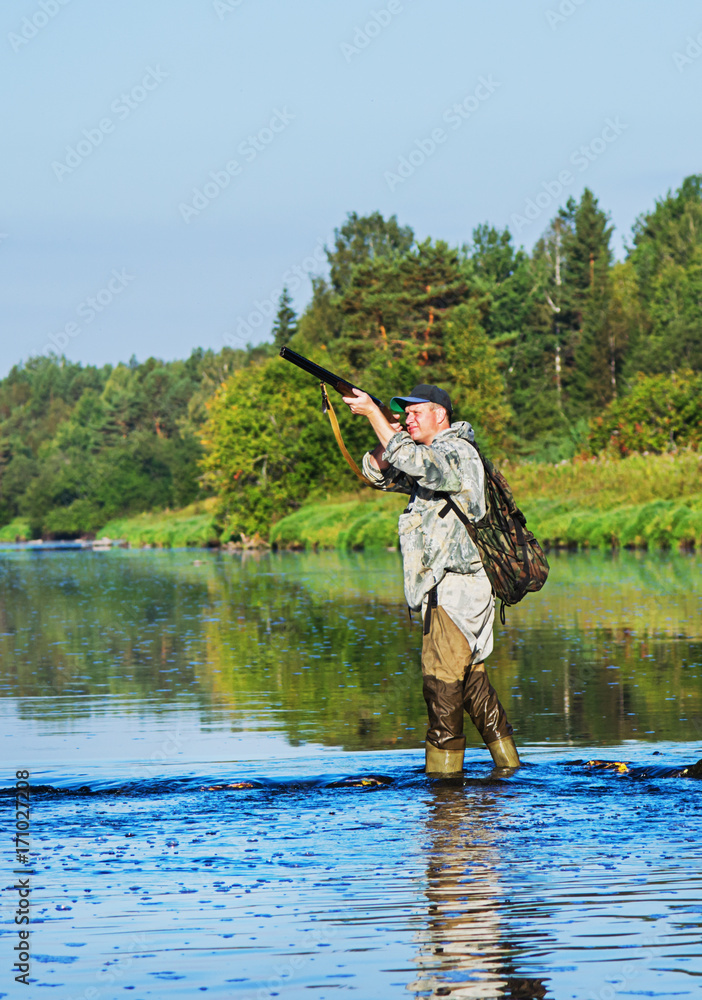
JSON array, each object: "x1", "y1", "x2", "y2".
[
  {"x1": 425, "y1": 741, "x2": 465, "y2": 776},
  {"x1": 486, "y1": 735, "x2": 521, "y2": 768}
]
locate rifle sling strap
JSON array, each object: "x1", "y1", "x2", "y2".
[{"x1": 320, "y1": 383, "x2": 373, "y2": 486}]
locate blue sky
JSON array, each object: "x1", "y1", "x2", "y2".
[{"x1": 2, "y1": 0, "x2": 701, "y2": 376}]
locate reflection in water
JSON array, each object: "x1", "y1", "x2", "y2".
[
  {"x1": 1, "y1": 547, "x2": 701, "y2": 750},
  {"x1": 1, "y1": 549, "x2": 701, "y2": 996},
  {"x1": 410, "y1": 783, "x2": 549, "y2": 999}
]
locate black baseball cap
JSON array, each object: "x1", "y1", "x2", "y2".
[{"x1": 390, "y1": 384, "x2": 452, "y2": 417}]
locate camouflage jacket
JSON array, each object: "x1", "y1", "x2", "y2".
[{"x1": 362, "y1": 422, "x2": 486, "y2": 610}]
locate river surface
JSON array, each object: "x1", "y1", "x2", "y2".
[{"x1": 1, "y1": 548, "x2": 701, "y2": 999}]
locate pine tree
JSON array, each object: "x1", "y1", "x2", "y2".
[
  {"x1": 561, "y1": 190, "x2": 613, "y2": 317},
  {"x1": 514, "y1": 214, "x2": 574, "y2": 436},
  {"x1": 565, "y1": 190, "x2": 614, "y2": 410},
  {"x1": 469, "y1": 224, "x2": 533, "y2": 343},
  {"x1": 605, "y1": 261, "x2": 639, "y2": 394},
  {"x1": 294, "y1": 277, "x2": 341, "y2": 351},
  {"x1": 341, "y1": 241, "x2": 471, "y2": 351},
  {"x1": 271, "y1": 287, "x2": 298, "y2": 349},
  {"x1": 526, "y1": 191, "x2": 614, "y2": 420},
  {"x1": 628, "y1": 175, "x2": 702, "y2": 372},
  {"x1": 327, "y1": 211, "x2": 414, "y2": 293},
  {"x1": 443, "y1": 302, "x2": 513, "y2": 457}
]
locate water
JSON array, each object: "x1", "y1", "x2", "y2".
[{"x1": 1, "y1": 548, "x2": 701, "y2": 998}]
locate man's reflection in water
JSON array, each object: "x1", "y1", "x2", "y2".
[{"x1": 408, "y1": 782, "x2": 549, "y2": 999}]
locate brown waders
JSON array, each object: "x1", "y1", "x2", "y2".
[{"x1": 422, "y1": 592, "x2": 519, "y2": 774}]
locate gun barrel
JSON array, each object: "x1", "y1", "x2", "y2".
[{"x1": 279, "y1": 346, "x2": 390, "y2": 415}]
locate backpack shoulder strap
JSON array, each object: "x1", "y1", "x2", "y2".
[{"x1": 437, "y1": 492, "x2": 477, "y2": 539}]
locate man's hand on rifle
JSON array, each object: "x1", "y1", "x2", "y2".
[
  {"x1": 342, "y1": 389, "x2": 402, "y2": 429},
  {"x1": 342, "y1": 388, "x2": 377, "y2": 417},
  {"x1": 342, "y1": 389, "x2": 403, "y2": 468}
]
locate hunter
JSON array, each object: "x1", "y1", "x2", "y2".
[{"x1": 342, "y1": 383, "x2": 520, "y2": 775}]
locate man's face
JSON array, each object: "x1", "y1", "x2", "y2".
[{"x1": 404, "y1": 402, "x2": 446, "y2": 445}]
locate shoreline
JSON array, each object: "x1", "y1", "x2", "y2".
[
  {"x1": 3, "y1": 451, "x2": 701, "y2": 553},
  {"x1": 3, "y1": 495, "x2": 700, "y2": 553}
]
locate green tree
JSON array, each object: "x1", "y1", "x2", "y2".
[
  {"x1": 271, "y1": 287, "x2": 298, "y2": 349},
  {"x1": 595, "y1": 259, "x2": 638, "y2": 402},
  {"x1": 0, "y1": 356, "x2": 111, "y2": 528},
  {"x1": 293, "y1": 277, "x2": 342, "y2": 352},
  {"x1": 443, "y1": 303, "x2": 513, "y2": 457},
  {"x1": 326, "y1": 210, "x2": 414, "y2": 293},
  {"x1": 335, "y1": 238, "x2": 473, "y2": 373},
  {"x1": 628, "y1": 174, "x2": 702, "y2": 372},
  {"x1": 563, "y1": 189, "x2": 615, "y2": 410},
  {"x1": 0, "y1": 351, "x2": 208, "y2": 536},
  {"x1": 507, "y1": 217, "x2": 570, "y2": 442},
  {"x1": 589, "y1": 370, "x2": 702, "y2": 455},
  {"x1": 200, "y1": 357, "x2": 376, "y2": 539},
  {"x1": 521, "y1": 191, "x2": 615, "y2": 430},
  {"x1": 561, "y1": 190, "x2": 613, "y2": 319},
  {"x1": 469, "y1": 224, "x2": 533, "y2": 342}
]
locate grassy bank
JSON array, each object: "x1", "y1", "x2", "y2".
[
  {"x1": 508, "y1": 451, "x2": 702, "y2": 550},
  {"x1": 523, "y1": 496, "x2": 702, "y2": 550},
  {"x1": 504, "y1": 450, "x2": 702, "y2": 509},
  {"x1": 7, "y1": 451, "x2": 696, "y2": 552},
  {"x1": 98, "y1": 498, "x2": 221, "y2": 548},
  {"x1": 0, "y1": 517, "x2": 31, "y2": 542},
  {"x1": 269, "y1": 493, "x2": 406, "y2": 550},
  {"x1": 270, "y1": 451, "x2": 702, "y2": 551}
]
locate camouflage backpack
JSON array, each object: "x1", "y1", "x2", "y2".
[{"x1": 438, "y1": 443, "x2": 549, "y2": 622}]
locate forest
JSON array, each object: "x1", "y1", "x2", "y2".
[{"x1": 1, "y1": 175, "x2": 701, "y2": 542}]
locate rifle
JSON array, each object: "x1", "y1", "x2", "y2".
[
  {"x1": 279, "y1": 346, "x2": 396, "y2": 483},
  {"x1": 279, "y1": 346, "x2": 396, "y2": 422}
]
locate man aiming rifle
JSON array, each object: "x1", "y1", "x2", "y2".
[
  {"x1": 278, "y1": 347, "x2": 521, "y2": 776},
  {"x1": 342, "y1": 382, "x2": 520, "y2": 776}
]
